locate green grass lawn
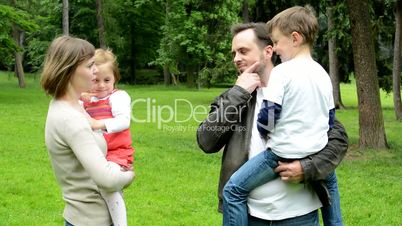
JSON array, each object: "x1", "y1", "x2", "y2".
[{"x1": 1, "y1": 72, "x2": 401, "y2": 225}]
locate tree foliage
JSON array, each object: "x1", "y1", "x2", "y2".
[
  {"x1": 153, "y1": 0, "x2": 241, "y2": 87},
  {"x1": 0, "y1": 0, "x2": 399, "y2": 89},
  {"x1": 98, "y1": 0, "x2": 165, "y2": 83},
  {"x1": 0, "y1": 3, "x2": 38, "y2": 70}
]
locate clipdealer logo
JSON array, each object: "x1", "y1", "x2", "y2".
[
  {"x1": 129, "y1": 98, "x2": 253, "y2": 132},
  {"x1": 130, "y1": 98, "x2": 209, "y2": 129}
]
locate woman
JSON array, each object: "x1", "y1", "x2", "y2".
[{"x1": 41, "y1": 36, "x2": 134, "y2": 226}]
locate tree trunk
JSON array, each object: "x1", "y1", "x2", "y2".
[
  {"x1": 129, "y1": 26, "x2": 136, "y2": 84},
  {"x1": 186, "y1": 66, "x2": 195, "y2": 87},
  {"x1": 327, "y1": 4, "x2": 345, "y2": 109},
  {"x1": 96, "y1": 0, "x2": 106, "y2": 48},
  {"x1": 393, "y1": 0, "x2": 402, "y2": 120},
  {"x1": 163, "y1": 0, "x2": 172, "y2": 86},
  {"x1": 163, "y1": 65, "x2": 171, "y2": 86},
  {"x1": 346, "y1": 0, "x2": 388, "y2": 149},
  {"x1": 12, "y1": 25, "x2": 25, "y2": 88},
  {"x1": 255, "y1": 0, "x2": 263, "y2": 22},
  {"x1": 62, "y1": 0, "x2": 69, "y2": 35},
  {"x1": 242, "y1": 0, "x2": 249, "y2": 23}
]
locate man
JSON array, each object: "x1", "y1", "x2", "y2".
[{"x1": 196, "y1": 23, "x2": 348, "y2": 225}]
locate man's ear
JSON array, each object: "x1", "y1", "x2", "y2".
[{"x1": 263, "y1": 45, "x2": 274, "y2": 60}]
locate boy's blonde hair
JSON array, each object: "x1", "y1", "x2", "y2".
[
  {"x1": 41, "y1": 36, "x2": 95, "y2": 98},
  {"x1": 266, "y1": 5, "x2": 318, "y2": 47},
  {"x1": 94, "y1": 48, "x2": 121, "y2": 83}
]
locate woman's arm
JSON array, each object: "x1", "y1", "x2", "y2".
[{"x1": 63, "y1": 115, "x2": 134, "y2": 192}]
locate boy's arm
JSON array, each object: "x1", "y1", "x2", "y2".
[{"x1": 256, "y1": 99, "x2": 282, "y2": 138}]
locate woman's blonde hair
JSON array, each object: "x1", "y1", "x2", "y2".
[
  {"x1": 41, "y1": 36, "x2": 95, "y2": 98},
  {"x1": 94, "y1": 48, "x2": 121, "y2": 83}
]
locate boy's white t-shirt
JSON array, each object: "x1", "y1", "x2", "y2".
[
  {"x1": 247, "y1": 88, "x2": 321, "y2": 220},
  {"x1": 262, "y1": 56, "x2": 334, "y2": 158}
]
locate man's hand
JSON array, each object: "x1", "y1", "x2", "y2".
[
  {"x1": 235, "y1": 61, "x2": 261, "y2": 93},
  {"x1": 274, "y1": 160, "x2": 304, "y2": 183}
]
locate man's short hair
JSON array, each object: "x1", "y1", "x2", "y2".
[{"x1": 231, "y1": 22, "x2": 273, "y2": 49}]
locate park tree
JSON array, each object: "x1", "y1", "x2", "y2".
[
  {"x1": 0, "y1": 2, "x2": 38, "y2": 88},
  {"x1": 392, "y1": 0, "x2": 402, "y2": 120},
  {"x1": 95, "y1": 0, "x2": 106, "y2": 49},
  {"x1": 370, "y1": 1, "x2": 395, "y2": 94},
  {"x1": 95, "y1": 0, "x2": 165, "y2": 84},
  {"x1": 11, "y1": 0, "x2": 25, "y2": 88},
  {"x1": 62, "y1": 0, "x2": 69, "y2": 35},
  {"x1": 242, "y1": 0, "x2": 250, "y2": 22},
  {"x1": 346, "y1": 0, "x2": 389, "y2": 149},
  {"x1": 12, "y1": 23, "x2": 25, "y2": 88},
  {"x1": 326, "y1": 0, "x2": 345, "y2": 109},
  {"x1": 158, "y1": 0, "x2": 177, "y2": 85},
  {"x1": 155, "y1": 0, "x2": 241, "y2": 87},
  {"x1": 23, "y1": 1, "x2": 61, "y2": 73}
]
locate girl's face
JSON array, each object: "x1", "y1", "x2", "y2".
[
  {"x1": 70, "y1": 57, "x2": 97, "y2": 95},
  {"x1": 91, "y1": 63, "x2": 116, "y2": 99}
]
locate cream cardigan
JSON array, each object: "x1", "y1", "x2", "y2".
[{"x1": 44, "y1": 99, "x2": 134, "y2": 226}]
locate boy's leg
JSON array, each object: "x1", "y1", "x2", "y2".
[
  {"x1": 222, "y1": 149, "x2": 279, "y2": 226},
  {"x1": 321, "y1": 172, "x2": 343, "y2": 226},
  {"x1": 100, "y1": 189, "x2": 127, "y2": 226}
]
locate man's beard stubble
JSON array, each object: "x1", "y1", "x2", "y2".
[{"x1": 256, "y1": 62, "x2": 266, "y2": 79}]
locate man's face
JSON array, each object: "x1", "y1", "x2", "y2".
[{"x1": 231, "y1": 29, "x2": 266, "y2": 74}]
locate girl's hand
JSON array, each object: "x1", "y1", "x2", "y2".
[{"x1": 80, "y1": 92, "x2": 96, "y2": 102}]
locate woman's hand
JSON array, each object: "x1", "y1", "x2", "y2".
[
  {"x1": 89, "y1": 117, "x2": 106, "y2": 131},
  {"x1": 121, "y1": 164, "x2": 133, "y2": 171}
]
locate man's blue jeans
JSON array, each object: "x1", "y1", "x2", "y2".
[
  {"x1": 222, "y1": 149, "x2": 342, "y2": 226},
  {"x1": 65, "y1": 220, "x2": 113, "y2": 226},
  {"x1": 248, "y1": 210, "x2": 319, "y2": 226},
  {"x1": 321, "y1": 172, "x2": 343, "y2": 226}
]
